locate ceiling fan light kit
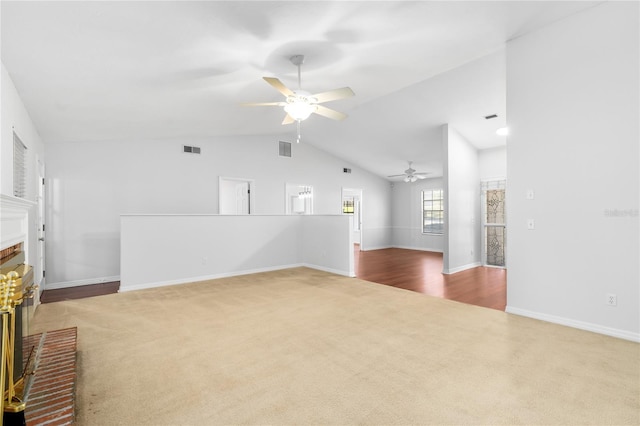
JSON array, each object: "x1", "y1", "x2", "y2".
[
  {"x1": 284, "y1": 95, "x2": 317, "y2": 121},
  {"x1": 244, "y1": 54, "x2": 354, "y2": 142}
]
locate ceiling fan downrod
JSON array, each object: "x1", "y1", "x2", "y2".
[{"x1": 290, "y1": 54, "x2": 304, "y2": 90}]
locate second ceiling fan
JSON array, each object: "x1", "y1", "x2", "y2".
[
  {"x1": 388, "y1": 161, "x2": 430, "y2": 182},
  {"x1": 244, "y1": 55, "x2": 355, "y2": 139}
]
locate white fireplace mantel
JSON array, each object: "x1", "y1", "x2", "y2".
[{"x1": 1, "y1": 194, "x2": 36, "y2": 250}]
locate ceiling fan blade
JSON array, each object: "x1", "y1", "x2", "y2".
[
  {"x1": 311, "y1": 87, "x2": 355, "y2": 103},
  {"x1": 314, "y1": 105, "x2": 347, "y2": 121},
  {"x1": 387, "y1": 174, "x2": 406, "y2": 178},
  {"x1": 263, "y1": 77, "x2": 294, "y2": 97},
  {"x1": 282, "y1": 114, "x2": 295, "y2": 125},
  {"x1": 242, "y1": 101, "x2": 286, "y2": 107},
  {"x1": 415, "y1": 172, "x2": 430, "y2": 176}
]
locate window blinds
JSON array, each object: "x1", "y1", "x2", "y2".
[{"x1": 13, "y1": 133, "x2": 27, "y2": 198}]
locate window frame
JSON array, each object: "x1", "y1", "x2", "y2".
[
  {"x1": 13, "y1": 132, "x2": 27, "y2": 199},
  {"x1": 421, "y1": 189, "x2": 444, "y2": 235}
]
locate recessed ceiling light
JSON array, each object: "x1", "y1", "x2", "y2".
[{"x1": 496, "y1": 127, "x2": 509, "y2": 136}]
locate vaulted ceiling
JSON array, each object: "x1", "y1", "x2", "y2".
[{"x1": 1, "y1": 1, "x2": 601, "y2": 179}]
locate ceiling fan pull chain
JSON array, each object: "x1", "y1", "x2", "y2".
[{"x1": 296, "y1": 120, "x2": 302, "y2": 143}]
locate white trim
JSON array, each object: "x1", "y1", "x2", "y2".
[
  {"x1": 442, "y1": 261, "x2": 482, "y2": 274},
  {"x1": 119, "y1": 264, "x2": 306, "y2": 292},
  {"x1": 302, "y1": 263, "x2": 352, "y2": 277},
  {"x1": 0, "y1": 194, "x2": 37, "y2": 208},
  {"x1": 121, "y1": 265, "x2": 301, "y2": 292},
  {"x1": 45, "y1": 275, "x2": 121, "y2": 290},
  {"x1": 1, "y1": 194, "x2": 35, "y2": 251},
  {"x1": 359, "y1": 245, "x2": 393, "y2": 251},
  {"x1": 392, "y1": 245, "x2": 444, "y2": 253},
  {"x1": 506, "y1": 306, "x2": 640, "y2": 343},
  {"x1": 120, "y1": 264, "x2": 354, "y2": 293}
]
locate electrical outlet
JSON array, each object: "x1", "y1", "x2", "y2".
[{"x1": 606, "y1": 293, "x2": 617, "y2": 306}]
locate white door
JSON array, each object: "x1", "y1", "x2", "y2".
[
  {"x1": 235, "y1": 181, "x2": 250, "y2": 214},
  {"x1": 219, "y1": 177, "x2": 254, "y2": 214}
]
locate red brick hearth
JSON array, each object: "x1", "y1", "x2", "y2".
[{"x1": 23, "y1": 328, "x2": 77, "y2": 425}]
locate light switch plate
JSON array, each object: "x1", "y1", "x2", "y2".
[
  {"x1": 526, "y1": 189, "x2": 535, "y2": 200},
  {"x1": 527, "y1": 219, "x2": 535, "y2": 230}
]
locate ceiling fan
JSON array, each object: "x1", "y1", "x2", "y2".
[
  {"x1": 243, "y1": 55, "x2": 354, "y2": 142},
  {"x1": 388, "y1": 161, "x2": 430, "y2": 182}
]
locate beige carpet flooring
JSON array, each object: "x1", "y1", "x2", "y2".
[{"x1": 31, "y1": 267, "x2": 639, "y2": 425}]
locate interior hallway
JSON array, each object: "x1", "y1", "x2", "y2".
[{"x1": 355, "y1": 246, "x2": 506, "y2": 311}]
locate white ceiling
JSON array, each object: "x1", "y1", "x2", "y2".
[{"x1": 1, "y1": 1, "x2": 601, "y2": 179}]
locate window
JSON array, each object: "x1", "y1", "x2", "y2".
[
  {"x1": 422, "y1": 189, "x2": 444, "y2": 234},
  {"x1": 342, "y1": 198, "x2": 354, "y2": 214},
  {"x1": 13, "y1": 132, "x2": 27, "y2": 198}
]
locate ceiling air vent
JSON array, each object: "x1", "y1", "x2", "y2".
[
  {"x1": 183, "y1": 145, "x2": 201, "y2": 154},
  {"x1": 343, "y1": 168, "x2": 352, "y2": 174},
  {"x1": 279, "y1": 141, "x2": 291, "y2": 158},
  {"x1": 484, "y1": 114, "x2": 498, "y2": 120}
]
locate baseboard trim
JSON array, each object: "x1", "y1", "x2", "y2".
[
  {"x1": 119, "y1": 264, "x2": 308, "y2": 292},
  {"x1": 506, "y1": 306, "x2": 640, "y2": 343},
  {"x1": 361, "y1": 245, "x2": 393, "y2": 251},
  {"x1": 45, "y1": 276, "x2": 120, "y2": 290},
  {"x1": 392, "y1": 245, "x2": 444, "y2": 253},
  {"x1": 443, "y1": 262, "x2": 481, "y2": 274},
  {"x1": 302, "y1": 263, "x2": 353, "y2": 277}
]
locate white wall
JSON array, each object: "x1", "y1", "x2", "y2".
[
  {"x1": 1, "y1": 63, "x2": 45, "y2": 287},
  {"x1": 301, "y1": 215, "x2": 353, "y2": 276},
  {"x1": 45, "y1": 136, "x2": 391, "y2": 288},
  {"x1": 1, "y1": 64, "x2": 45, "y2": 201},
  {"x1": 506, "y1": 2, "x2": 639, "y2": 341},
  {"x1": 443, "y1": 124, "x2": 481, "y2": 273},
  {"x1": 120, "y1": 214, "x2": 352, "y2": 291},
  {"x1": 479, "y1": 146, "x2": 506, "y2": 181},
  {"x1": 391, "y1": 177, "x2": 444, "y2": 252}
]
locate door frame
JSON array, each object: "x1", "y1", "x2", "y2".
[
  {"x1": 341, "y1": 187, "x2": 363, "y2": 248},
  {"x1": 36, "y1": 156, "x2": 46, "y2": 297},
  {"x1": 218, "y1": 177, "x2": 255, "y2": 214}
]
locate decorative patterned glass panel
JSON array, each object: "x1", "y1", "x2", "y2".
[
  {"x1": 486, "y1": 226, "x2": 506, "y2": 266},
  {"x1": 486, "y1": 189, "x2": 505, "y2": 224}
]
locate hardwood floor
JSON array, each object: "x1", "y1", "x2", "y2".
[
  {"x1": 355, "y1": 246, "x2": 506, "y2": 311},
  {"x1": 41, "y1": 248, "x2": 506, "y2": 311},
  {"x1": 40, "y1": 281, "x2": 120, "y2": 303}
]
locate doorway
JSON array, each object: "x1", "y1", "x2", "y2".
[
  {"x1": 342, "y1": 188, "x2": 363, "y2": 247},
  {"x1": 285, "y1": 183, "x2": 313, "y2": 215},
  {"x1": 219, "y1": 177, "x2": 255, "y2": 214}
]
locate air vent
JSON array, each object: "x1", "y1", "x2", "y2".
[
  {"x1": 279, "y1": 141, "x2": 291, "y2": 157},
  {"x1": 183, "y1": 145, "x2": 201, "y2": 154},
  {"x1": 343, "y1": 168, "x2": 352, "y2": 174},
  {"x1": 484, "y1": 114, "x2": 498, "y2": 120}
]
